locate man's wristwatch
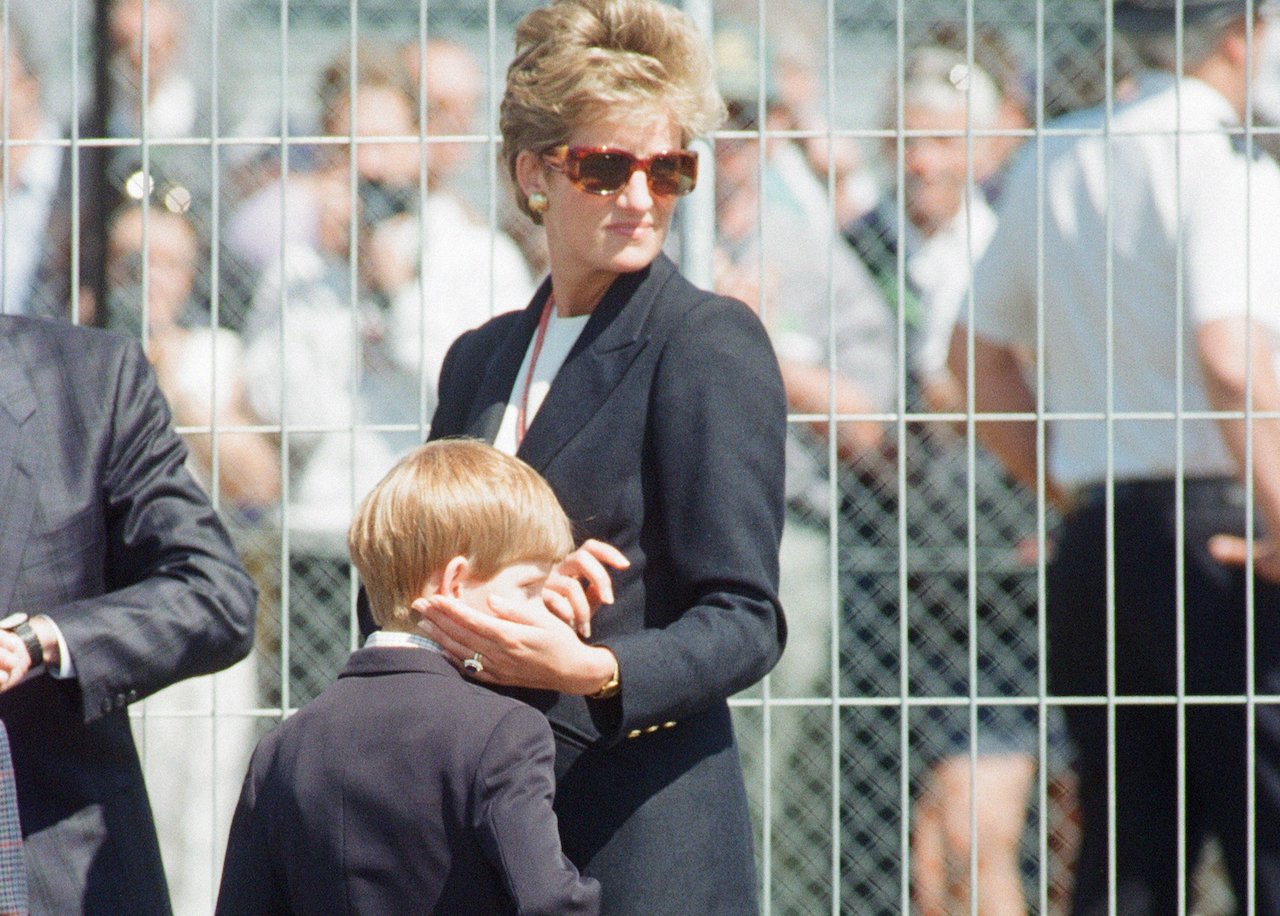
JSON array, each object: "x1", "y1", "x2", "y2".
[{"x1": 0, "y1": 613, "x2": 45, "y2": 671}]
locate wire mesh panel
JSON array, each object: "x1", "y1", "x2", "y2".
[{"x1": 4, "y1": 0, "x2": 1277, "y2": 913}]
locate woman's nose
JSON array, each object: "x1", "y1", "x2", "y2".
[{"x1": 616, "y1": 168, "x2": 654, "y2": 209}]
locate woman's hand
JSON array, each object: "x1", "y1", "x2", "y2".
[
  {"x1": 416, "y1": 594, "x2": 618, "y2": 695},
  {"x1": 542, "y1": 539, "x2": 630, "y2": 639}
]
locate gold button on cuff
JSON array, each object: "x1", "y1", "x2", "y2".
[
  {"x1": 663, "y1": 721, "x2": 676, "y2": 729},
  {"x1": 627, "y1": 729, "x2": 642, "y2": 740}
]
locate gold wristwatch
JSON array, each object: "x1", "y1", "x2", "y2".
[{"x1": 587, "y1": 660, "x2": 620, "y2": 700}]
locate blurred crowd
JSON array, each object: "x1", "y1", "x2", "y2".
[{"x1": 2, "y1": 1, "x2": 1274, "y2": 913}]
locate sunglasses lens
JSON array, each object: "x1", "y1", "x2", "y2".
[
  {"x1": 576, "y1": 152, "x2": 634, "y2": 194},
  {"x1": 559, "y1": 148, "x2": 698, "y2": 196},
  {"x1": 648, "y1": 153, "x2": 697, "y2": 196}
]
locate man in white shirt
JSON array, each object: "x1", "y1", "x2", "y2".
[{"x1": 953, "y1": 2, "x2": 1280, "y2": 911}]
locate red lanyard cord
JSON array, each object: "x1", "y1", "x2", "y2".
[{"x1": 516, "y1": 294, "x2": 555, "y2": 446}]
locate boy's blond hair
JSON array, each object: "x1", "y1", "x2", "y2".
[{"x1": 348, "y1": 439, "x2": 574, "y2": 630}]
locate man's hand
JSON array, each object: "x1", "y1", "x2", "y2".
[
  {"x1": 0, "y1": 615, "x2": 57, "y2": 691},
  {"x1": 1208, "y1": 534, "x2": 1280, "y2": 583},
  {"x1": 0, "y1": 631, "x2": 32, "y2": 693}
]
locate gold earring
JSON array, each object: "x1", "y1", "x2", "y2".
[{"x1": 528, "y1": 191, "x2": 548, "y2": 214}]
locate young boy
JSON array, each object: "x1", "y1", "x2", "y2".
[{"x1": 215, "y1": 439, "x2": 600, "y2": 915}]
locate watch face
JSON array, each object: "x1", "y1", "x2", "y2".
[{"x1": 0, "y1": 612, "x2": 28, "y2": 631}]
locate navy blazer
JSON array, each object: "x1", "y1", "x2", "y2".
[
  {"x1": 0, "y1": 317, "x2": 257, "y2": 914},
  {"x1": 429, "y1": 254, "x2": 788, "y2": 914},
  {"x1": 216, "y1": 647, "x2": 600, "y2": 915}
]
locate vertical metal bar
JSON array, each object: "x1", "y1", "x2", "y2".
[
  {"x1": 1172, "y1": 1, "x2": 1189, "y2": 911},
  {"x1": 1032, "y1": 3, "x2": 1051, "y2": 914},
  {"x1": 751, "y1": 7, "x2": 773, "y2": 910},
  {"x1": 208, "y1": 0, "x2": 223, "y2": 518},
  {"x1": 275, "y1": 0, "x2": 292, "y2": 719},
  {"x1": 678, "y1": 0, "x2": 714, "y2": 290},
  {"x1": 206, "y1": 0, "x2": 226, "y2": 899},
  {"x1": 892, "y1": 4, "x2": 910, "y2": 914},
  {"x1": 484, "y1": 0, "x2": 501, "y2": 327},
  {"x1": 962, "y1": 8, "x2": 980, "y2": 914},
  {"x1": 137, "y1": 0, "x2": 154, "y2": 780},
  {"x1": 69, "y1": 4, "x2": 83, "y2": 325},
  {"x1": 821, "y1": 3, "x2": 840, "y2": 914},
  {"x1": 205, "y1": 0, "x2": 220, "y2": 898},
  {"x1": 1103, "y1": 0, "x2": 1119, "y2": 910},
  {"x1": 415, "y1": 0, "x2": 431, "y2": 439},
  {"x1": 139, "y1": 0, "x2": 151, "y2": 350},
  {"x1": 344, "y1": 0, "x2": 360, "y2": 659},
  {"x1": 1243, "y1": 4, "x2": 1259, "y2": 910},
  {"x1": 2, "y1": 1, "x2": 10, "y2": 316},
  {"x1": 90, "y1": 0, "x2": 113, "y2": 327}
]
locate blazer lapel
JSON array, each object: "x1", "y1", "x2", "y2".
[
  {"x1": 465, "y1": 285, "x2": 550, "y2": 443},
  {"x1": 516, "y1": 259, "x2": 666, "y2": 472},
  {"x1": 0, "y1": 335, "x2": 38, "y2": 615}
]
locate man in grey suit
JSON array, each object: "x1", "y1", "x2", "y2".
[{"x1": 0, "y1": 315, "x2": 257, "y2": 913}]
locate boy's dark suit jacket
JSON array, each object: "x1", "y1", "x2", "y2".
[
  {"x1": 427, "y1": 254, "x2": 788, "y2": 915},
  {"x1": 215, "y1": 647, "x2": 600, "y2": 915},
  {"x1": 0, "y1": 316, "x2": 257, "y2": 913}
]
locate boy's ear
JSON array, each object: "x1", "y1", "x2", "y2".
[{"x1": 437, "y1": 556, "x2": 471, "y2": 598}]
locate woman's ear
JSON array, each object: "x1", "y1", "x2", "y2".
[
  {"x1": 437, "y1": 555, "x2": 471, "y2": 598},
  {"x1": 515, "y1": 148, "x2": 546, "y2": 199}
]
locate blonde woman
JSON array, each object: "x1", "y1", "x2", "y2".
[{"x1": 418, "y1": 0, "x2": 787, "y2": 911}]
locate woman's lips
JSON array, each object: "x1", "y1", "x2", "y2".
[{"x1": 606, "y1": 221, "x2": 652, "y2": 238}]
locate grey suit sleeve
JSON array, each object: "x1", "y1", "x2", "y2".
[
  {"x1": 49, "y1": 337, "x2": 257, "y2": 722},
  {"x1": 604, "y1": 297, "x2": 787, "y2": 730},
  {"x1": 474, "y1": 705, "x2": 601, "y2": 915}
]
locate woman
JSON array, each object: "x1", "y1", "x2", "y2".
[{"x1": 418, "y1": 0, "x2": 786, "y2": 911}]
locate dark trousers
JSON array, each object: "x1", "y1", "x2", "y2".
[{"x1": 1048, "y1": 479, "x2": 1280, "y2": 915}]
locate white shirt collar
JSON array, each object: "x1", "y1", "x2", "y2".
[{"x1": 364, "y1": 630, "x2": 446, "y2": 654}]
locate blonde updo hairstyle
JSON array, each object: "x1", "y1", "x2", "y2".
[{"x1": 500, "y1": 0, "x2": 726, "y2": 224}]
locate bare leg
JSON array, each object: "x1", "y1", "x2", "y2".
[{"x1": 912, "y1": 752, "x2": 1036, "y2": 916}]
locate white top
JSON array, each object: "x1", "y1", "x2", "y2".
[
  {"x1": 916, "y1": 196, "x2": 997, "y2": 379},
  {"x1": 493, "y1": 308, "x2": 590, "y2": 456},
  {"x1": 872, "y1": 193, "x2": 997, "y2": 379},
  {"x1": 971, "y1": 72, "x2": 1280, "y2": 487}
]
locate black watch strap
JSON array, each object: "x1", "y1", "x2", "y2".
[{"x1": 0, "y1": 613, "x2": 44, "y2": 670}]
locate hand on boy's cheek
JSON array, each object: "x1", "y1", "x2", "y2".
[
  {"x1": 487, "y1": 593, "x2": 571, "y2": 629},
  {"x1": 415, "y1": 592, "x2": 604, "y2": 693}
]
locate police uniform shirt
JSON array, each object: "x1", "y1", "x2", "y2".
[{"x1": 970, "y1": 70, "x2": 1280, "y2": 488}]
